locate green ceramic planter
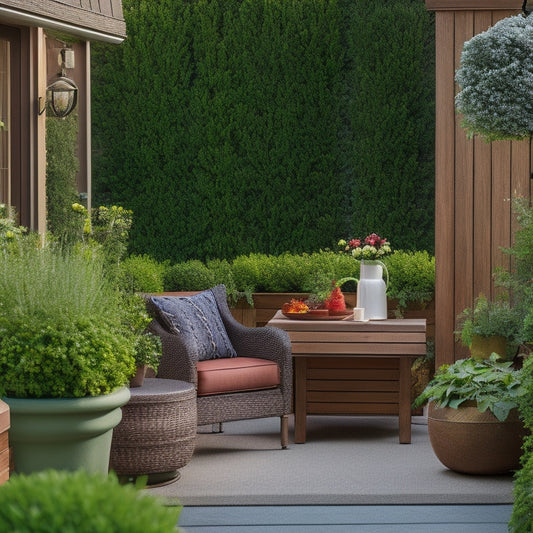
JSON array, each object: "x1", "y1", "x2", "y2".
[{"x1": 3, "y1": 386, "x2": 130, "y2": 475}]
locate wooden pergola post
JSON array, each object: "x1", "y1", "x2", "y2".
[{"x1": 425, "y1": 0, "x2": 533, "y2": 368}]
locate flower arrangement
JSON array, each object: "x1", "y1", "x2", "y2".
[
  {"x1": 455, "y1": 12, "x2": 533, "y2": 141},
  {"x1": 338, "y1": 233, "x2": 392, "y2": 260}
]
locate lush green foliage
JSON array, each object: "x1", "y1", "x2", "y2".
[
  {"x1": 455, "y1": 294, "x2": 522, "y2": 347},
  {"x1": 510, "y1": 355, "x2": 533, "y2": 532},
  {"x1": 455, "y1": 14, "x2": 533, "y2": 141},
  {"x1": 163, "y1": 260, "x2": 217, "y2": 292},
  {"x1": 0, "y1": 470, "x2": 181, "y2": 532},
  {"x1": 45, "y1": 114, "x2": 83, "y2": 246},
  {"x1": 120, "y1": 293, "x2": 162, "y2": 370},
  {"x1": 161, "y1": 249, "x2": 435, "y2": 305},
  {"x1": 91, "y1": 0, "x2": 435, "y2": 261},
  {"x1": 0, "y1": 245, "x2": 135, "y2": 398},
  {"x1": 497, "y1": 198, "x2": 533, "y2": 344},
  {"x1": 0, "y1": 204, "x2": 30, "y2": 251},
  {"x1": 384, "y1": 250, "x2": 435, "y2": 308},
  {"x1": 413, "y1": 355, "x2": 526, "y2": 422},
  {"x1": 117, "y1": 254, "x2": 167, "y2": 293}
]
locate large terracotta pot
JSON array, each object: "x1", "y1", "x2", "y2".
[{"x1": 427, "y1": 402, "x2": 526, "y2": 475}]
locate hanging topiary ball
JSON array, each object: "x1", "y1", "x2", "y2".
[{"x1": 455, "y1": 12, "x2": 533, "y2": 141}]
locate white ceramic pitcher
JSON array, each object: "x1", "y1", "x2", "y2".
[{"x1": 356, "y1": 260, "x2": 389, "y2": 320}]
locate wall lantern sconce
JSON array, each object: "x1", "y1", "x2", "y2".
[{"x1": 38, "y1": 77, "x2": 78, "y2": 118}]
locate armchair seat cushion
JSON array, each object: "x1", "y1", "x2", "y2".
[{"x1": 197, "y1": 357, "x2": 281, "y2": 396}]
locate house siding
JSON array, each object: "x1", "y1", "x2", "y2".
[{"x1": 0, "y1": 0, "x2": 126, "y2": 38}]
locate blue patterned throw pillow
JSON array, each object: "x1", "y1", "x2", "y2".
[{"x1": 150, "y1": 290, "x2": 237, "y2": 361}]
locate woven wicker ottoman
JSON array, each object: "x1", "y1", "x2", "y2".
[{"x1": 110, "y1": 378, "x2": 197, "y2": 486}]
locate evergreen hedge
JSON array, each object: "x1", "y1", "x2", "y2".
[
  {"x1": 92, "y1": 0, "x2": 434, "y2": 262},
  {"x1": 46, "y1": 114, "x2": 82, "y2": 245}
]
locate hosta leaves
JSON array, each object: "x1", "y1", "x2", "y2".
[{"x1": 413, "y1": 354, "x2": 525, "y2": 421}]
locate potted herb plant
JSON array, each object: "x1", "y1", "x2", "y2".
[
  {"x1": 455, "y1": 294, "x2": 521, "y2": 360},
  {"x1": 413, "y1": 354, "x2": 527, "y2": 474},
  {"x1": 122, "y1": 293, "x2": 162, "y2": 387},
  {"x1": 0, "y1": 209, "x2": 136, "y2": 475}
]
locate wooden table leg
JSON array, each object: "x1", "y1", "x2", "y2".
[
  {"x1": 398, "y1": 356, "x2": 413, "y2": 444},
  {"x1": 294, "y1": 357, "x2": 307, "y2": 444}
]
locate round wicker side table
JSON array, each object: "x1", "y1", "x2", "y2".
[{"x1": 110, "y1": 378, "x2": 197, "y2": 486}]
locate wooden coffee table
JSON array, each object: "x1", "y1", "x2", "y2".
[{"x1": 267, "y1": 312, "x2": 426, "y2": 444}]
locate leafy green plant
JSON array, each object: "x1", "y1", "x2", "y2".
[
  {"x1": 121, "y1": 293, "x2": 162, "y2": 370},
  {"x1": 413, "y1": 354, "x2": 526, "y2": 422},
  {"x1": 0, "y1": 244, "x2": 135, "y2": 398},
  {"x1": 163, "y1": 259, "x2": 216, "y2": 291},
  {"x1": 497, "y1": 197, "x2": 533, "y2": 345},
  {"x1": 0, "y1": 203, "x2": 31, "y2": 252},
  {"x1": 509, "y1": 354, "x2": 533, "y2": 532},
  {"x1": 455, "y1": 294, "x2": 521, "y2": 347},
  {"x1": 0, "y1": 470, "x2": 181, "y2": 532},
  {"x1": 383, "y1": 250, "x2": 435, "y2": 308},
  {"x1": 117, "y1": 254, "x2": 167, "y2": 293},
  {"x1": 45, "y1": 113, "x2": 83, "y2": 246},
  {"x1": 90, "y1": 205, "x2": 133, "y2": 266},
  {"x1": 159, "y1": 250, "x2": 435, "y2": 307}
]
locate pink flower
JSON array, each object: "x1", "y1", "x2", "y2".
[{"x1": 349, "y1": 239, "x2": 360, "y2": 248}]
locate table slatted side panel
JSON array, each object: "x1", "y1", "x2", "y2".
[{"x1": 306, "y1": 357, "x2": 400, "y2": 416}]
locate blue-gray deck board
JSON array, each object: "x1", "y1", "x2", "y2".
[{"x1": 179, "y1": 504, "x2": 513, "y2": 532}]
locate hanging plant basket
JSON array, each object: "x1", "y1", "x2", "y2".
[{"x1": 455, "y1": 11, "x2": 533, "y2": 141}]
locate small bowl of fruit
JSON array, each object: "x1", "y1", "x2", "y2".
[{"x1": 281, "y1": 284, "x2": 352, "y2": 320}]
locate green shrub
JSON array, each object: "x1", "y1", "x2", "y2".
[
  {"x1": 0, "y1": 470, "x2": 181, "y2": 532},
  {"x1": 118, "y1": 254, "x2": 167, "y2": 293},
  {"x1": 121, "y1": 293, "x2": 162, "y2": 370},
  {"x1": 205, "y1": 258, "x2": 243, "y2": 303},
  {"x1": 455, "y1": 294, "x2": 522, "y2": 347},
  {"x1": 0, "y1": 203, "x2": 32, "y2": 252},
  {"x1": 45, "y1": 113, "x2": 83, "y2": 246},
  {"x1": 510, "y1": 355, "x2": 533, "y2": 532},
  {"x1": 163, "y1": 259, "x2": 216, "y2": 291},
  {"x1": 383, "y1": 250, "x2": 435, "y2": 308},
  {"x1": 0, "y1": 245, "x2": 135, "y2": 398},
  {"x1": 497, "y1": 198, "x2": 533, "y2": 344},
  {"x1": 159, "y1": 251, "x2": 435, "y2": 305}
]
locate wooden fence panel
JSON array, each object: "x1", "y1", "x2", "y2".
[{"x1": 427, "y1": 1, "x2": 531, "y2": 367}]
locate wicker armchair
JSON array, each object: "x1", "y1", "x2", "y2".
[{"x1": 146, "y1": 285, "x2": 293, "y2": 448}]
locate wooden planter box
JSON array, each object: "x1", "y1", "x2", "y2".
[{"x1": 0, "y1": 400, "x2": 10, "y2": 484}]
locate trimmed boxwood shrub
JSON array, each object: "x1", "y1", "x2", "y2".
[
  {"x1": 0, "y1": 470, "x2": 181, "y2": 532},
  {"x1": 384, "y1": 250, "x2": 435, "y2": 308},
  {"x1": 162, "y1": 250, "x2": 435, "y2": 306},
  {"x1": 117, "y1": 254, "x2": 167, "y2": 293}
]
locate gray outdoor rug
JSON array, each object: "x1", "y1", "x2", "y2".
[{"x1": 146, "y1": 415, "x2": 515, "y2": 506}]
